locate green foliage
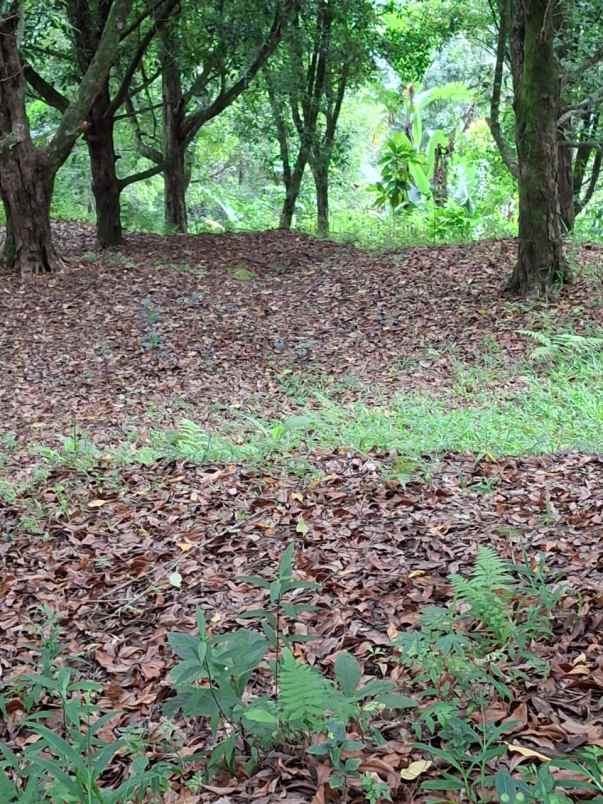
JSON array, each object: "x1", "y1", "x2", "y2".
[
  {"x1": 450, "y1": 546, "x2": 515, "y2": 647},
  {"x1": 371, "y1": 132, "x2": 425, "y2": 212},
  {"x1": 361, "y1": 771, "x2": 393, "y2": 803},
  {"x1": 416, "y1": 711, "x2": 508, "y2": 801},
  {"x1": 395, "y1": 548, "x2": 561, "y2": 712},
  {"x1": 140, "y1": 296, "x2": 162, "y2": 352},
  {"x1": 0, "y1": 657, "x2": 169, "y2": 802},
  {"x1": 372, "y1": 81, "x2": 474, "y2": 213},
  {"x1": 495, "y1": 751, "x2": 603, "y2": 804},
  {"x1": 0, "y1": 548, "x2": 591, "y2": 801},
  {"x1": 30, "y1": 430, "x2": 101, "y2": 474},
  {"x1": 520, "y1": 329, "x2": 603, "y2": 363},
  {"x1": 166, "y1": 542, "x2": 415, "y2": 784},
  {"x1": 381, "y1": 0, "x2": 466, "y2": 83},
  {"x1": 278, "y1": 648, "x2": 333, "y2": 729}
]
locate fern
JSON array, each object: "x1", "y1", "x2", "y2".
[
  {"x1": 450, "y1": 547, "x2": 515, "y2": 647},
  {"x1": 279, "y1": 649, "x2": 332, "y2": 731},
  {"x1": 520, "y1": 329, "x2": 603, "y2": 362}
]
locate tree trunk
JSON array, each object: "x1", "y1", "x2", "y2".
[
  {"x1": 279, "y1": 184, "x2": 299, "y2": 229},
  {"x1": 311, "y1": 160, "x2": 329, "y2": 236},
  {"x1": 86, "y1": 89, "x2": 122, "y2": 248},
  {"x1": 506, "y1": 0, "x2": 570, "y2": 297},
  {"x1": 163, "y1": 141, "x2": 190, "y2": 233},
  {"x1": 279, "y1": 166, "x2": 305, "y2": 229},
  {"x1": 0, "y1": 7, "x2": 60, "y2": 276},
  {"x1": 557, "y1": 130, "x2": 575, "y2": 232},
  {"x1": 1, "y1": 202, "x2": 16, "y2": 266},
  {"x1": 0, "y1": 157, "x2": 58, "y2": 275}
]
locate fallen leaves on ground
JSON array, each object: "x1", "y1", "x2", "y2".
[
  {"x1": 0, "y1": 449, "x2": 602, "y2": 800},
  {"x1": 0, "y1": 225, "x2": 602, "y2": 800}
]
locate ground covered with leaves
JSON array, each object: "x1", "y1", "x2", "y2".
[{"x1": 1, "y1": 225, "x2": 602, "y2": 802}]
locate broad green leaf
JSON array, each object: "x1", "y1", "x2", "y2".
[
  {"x1": 168, "y1": 632, "x2": 200, "y2": 662},
  {"x1": 30, "y1": 725, "x2": 85, "y2": 772},
  {"x1": 409, "y1": 162, "x2": 431, "y2": 196},
  {"x1": 335, "y1": 652, "x2": 361, "y2": 696},
  {"x1": 378, "y1": 692, "x2": 418, "y2": 710},
  {"x1": 244, "y1": 707, "x2": 278, "y2": 724},
  {"x1": 279, "y1": 542, "x2": 295, "y2": 578}
]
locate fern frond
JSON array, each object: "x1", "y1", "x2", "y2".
[
  {"x1": 472, "y1": 546, "x2": 514, "y2": 591},
  {"x1": 279, "y1": 649, "x2": 331, "y2": 730},
  {"x1": 519, "y1": 329, "x2": 603, "y2": 362}
]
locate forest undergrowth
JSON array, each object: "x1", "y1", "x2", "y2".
[{"x1": 0, "y1": 226, "x2": 602, "y2": 802}]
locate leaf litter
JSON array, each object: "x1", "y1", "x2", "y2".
[{"x1": 0, "y1": 225, "x2": 602, "y2": 800}]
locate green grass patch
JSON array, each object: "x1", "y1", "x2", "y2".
[
  {"x1": 2, "y1": 353, "x2": 601, "y2": 496},
  {"x1": 121, "y1": 354, "x2": 603, "y2": 468}
]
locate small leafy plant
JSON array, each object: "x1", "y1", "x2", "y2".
[
  {"x1": 166, "y1": 542, "x2": 416, "y2": 787},
  {"x1": 140, "y1": 295, "x2": 162, "y2": 352}
]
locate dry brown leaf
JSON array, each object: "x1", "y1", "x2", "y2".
[{"x1": 400, "y1": 759, "x2": 432, "y2": 780}]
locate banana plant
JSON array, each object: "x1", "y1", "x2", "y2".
[{"x1": 372, "y1": 81, "x2": 473, "y2": 210}]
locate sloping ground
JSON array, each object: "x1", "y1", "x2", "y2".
[
  {"x1": 1, "y1": 225, "x2": 603, "y2": 800},
  {"x1": 1, "y1": 224, "x2": 602, "y2": 469},
  {"x1": 0, "y1": 450, "x2": 602, "y2": 801}
]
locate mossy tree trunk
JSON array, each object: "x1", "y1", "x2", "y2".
[
  {"x1": 0, "y1": 6, "x2": 60, "y2": 275},
  {"x1": 505, "y1": 0, "x2": 570, "y2": 296},
  {"x1": 0, "y1": 0, "x2": 132, "y2": 276},
  {"x1": 1, "y1": 202, "x2": 16, "y2": 267}
]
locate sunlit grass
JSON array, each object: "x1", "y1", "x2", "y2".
[{"x1": 128, "y1": 354, "x2": 603, "y2": 467}]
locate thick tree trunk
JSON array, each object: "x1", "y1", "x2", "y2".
[
  {"x1": 86, "y1": 90, "x2": 122, "y2": 248},
  {"x1": 311, "y1": 161, "x2": 329, "y2": 236},
  {"x1": 0, "y1": 7, "x2": 60, "y2": 276},
  {"x1": 0, "y1": 158, "x2": 58, "y2": 275},
  {"x1": 163, "y1": 141, "x2": 190, "y2": 233},
  {"x1": 506, "y1": 0, "x2": 570, "y2": 297}
]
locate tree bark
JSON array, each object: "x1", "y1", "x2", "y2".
[
  {"x1": 279, "y1": 168, "x2": 305, "y2": 229},
  {"x1": 160, "y1": 24, "x2": 189, "y2": 233},
  {"x1": 1, "y1": 0, "x2": 132, "y2": 275},
  {"x1": 505, "y1": 0, "x2": 569, "y2": 297},
  {"x1": 557, "y1": 131, "x2": 575, "y2": 233},
  {"x1": 1, "y1": 202, "x2": 16, "y2": 267},
  {"x1": 163, "y1": 142, "x2": 190, "y2": 232},
  {"x1": 311, "y1": 160, "x2": 329, "y2": 236},
  {"x1": 0, "y1": 6, "x2": 60, "y2": 275},
  {"x1": 85, "y1": 88, "x2": 123, "y2": 248}
]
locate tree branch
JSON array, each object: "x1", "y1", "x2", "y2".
[
  {"x1": 486, "y1": 0, "x2": 518, "y2": 178},
  {"x1": 48, "y1": 0, "x2": 134, "y2": 170},
  {"x1": 108, "y1": 0, "x2": 179, "y2": 116},
  {"x1": 576, "y1": 151, "x2": 603, "y2": 215},
  {"x1": 23, "y1": 64, "x2": 69, "y2": 112},
  {"x1": 182, "y1": 0, "x2": 298, "y2": 144},
  {"x1": 118, "y1": 162, "x2": 165, "y2": 189}
]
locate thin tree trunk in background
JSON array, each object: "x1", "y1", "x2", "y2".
[
  {"x1": 557, "y1": 127, "x2": 575, "y2": 232},
  {"x1": 86, "y1": 89, "x2": 123, "y2": 248},
  {"x1": 505, "y1": 0, "x2": 570, "y2": 296},
  {"x1": 163, "y1": 141, "x2": 190, "y2": 231},
  {"x1": 311, "y1": 159, "x2": 329, "y2": 236},
  {"x1": 432, "y1": 135, "x2": 455, "y2": 207},
  {"x1": 160, "y1": 21, "x2": 189, "y2": 233}
]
